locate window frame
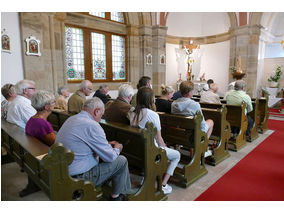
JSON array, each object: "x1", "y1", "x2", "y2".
[
  {"x1": 65, "y1": 23, "x2": 128, "y2": 83},
  {"x1": 80, "y1": 12, "x2": 126, "y2": 24}
]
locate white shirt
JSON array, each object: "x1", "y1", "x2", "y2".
[
  {"x1": 128, "y1": 108, "x2": 161, "y2": 147},
  {"x1": 7, "y1": 95, "x2": 37, "y2": 129}
]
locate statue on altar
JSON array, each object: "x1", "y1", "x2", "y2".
[{"x1": 183, "y1": 41, "x2": 200, "y2": 81}]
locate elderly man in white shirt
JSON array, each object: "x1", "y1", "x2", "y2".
[
  {"x1": 200, "y1": 83, "x2": 221, "y2": 104},
  {"x1": 7, "y1": 79, "x2": 37, "y2": 129}
]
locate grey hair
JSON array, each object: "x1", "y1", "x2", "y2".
[
  {"x1": 15, "y1": 80, "x2": 35, "y2": 95},
  {"x1": 118, "y1": 84, "x2": 134, "y2": 98},
  {"x1": 57, "y1": 85, "x2": 68, "y2": 95},
  {"x1": 99, "y1": 84, "x2": 108, "y2": 90},
  {"x1": 83, "y1": 97, "x2": 104, "y2": 112},
  {"x1": 234, "y1": 80, "x2": 246, "y2": 91},
  {"x1": 1, "y1": 83, "x2": 16, "y2": 100},
  {"x1": 79, "y1": 80, "x2": 92, "y2": 89},
  {"x1": 31, "y1": 90, "x2": 55, "y2": 111}
]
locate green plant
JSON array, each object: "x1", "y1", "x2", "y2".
[{"x1": 268, "y1": 65, "x2": 283, "y2": 82}]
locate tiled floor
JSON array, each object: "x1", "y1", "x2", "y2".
[{"x1": 1, "y1": 116, "x2": 283, "y2": 201}]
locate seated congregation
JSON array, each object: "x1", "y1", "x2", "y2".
[{"x1": 1, "y1": 76, "x2": 268, "y2": 201}]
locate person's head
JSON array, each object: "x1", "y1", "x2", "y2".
[
  {"x1": 136, "y1": 87, "x2": 156, "y2": 110},
  {"x1": 99, "y1": 84, "x2": 109, "y2": 95},
  {"x1": 207, "y1": 79, "x2": 214, "y2": 88},
  {"x1": 137, "y1": 76, "x2": 151, "y2": 89},
  {"x1": 15, "y1": 80, "x2": 36, "y2": 100},
  {"x1": 31, "y1": 90, "x2": 55, "y2": 113},
  {"x1": 58, "y1": 85, "x2": 70, "y2": 98},
  {"x1": 118, "y1": 84, "x2": 135, "y2": 103},
  {"x1": 180, "y1": 81, "x2": 194, "y2": 98},
  {"x1": 83, "y1": 97, "x2": 105, "y2": 122},
  {"x1": 234, "y1": 80, "x2": 246, "y2": 91},
  {"x1": 209, "y1": 83, "x2": 218, "y2": 93},
  {"x1": 79, "y1": 80, "x2": 93, "y2": 96},
  {"x1": 1, "y1": 83, "x2": 17, "y2": 101},
  {"x1": 161, "y1": 84, "x2": 175, "y2": 100}
]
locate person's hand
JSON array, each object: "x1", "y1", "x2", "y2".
[{"x1": 109, "y1": 141, "x2": 123, "y2": 151}]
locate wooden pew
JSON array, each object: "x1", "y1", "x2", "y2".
[
  {"x1": 198, "y1": 102, "x2": 247, "y2": 151},
  {"x1": 220, "y1": 99, "x2": 259, "y2": 141},
  {"x1": 201, "y1": 106, "x2": 231, "y2": 166},
  {"x1": 158, "y1": 111, "x2": 208, "y2": 188},
  {"x1": 1, "y1": 118, "x2": 103, "y2": 201},
  {"x1": 252, "y1": 97, "x2": 269, "y2": 133},
  {"x1": 47, "y1": 111, "x2": 168, "y2": 201}
]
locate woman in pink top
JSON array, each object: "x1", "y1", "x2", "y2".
[{"x1": 25, "y1": 90, "x2": 56, "y2": 146}]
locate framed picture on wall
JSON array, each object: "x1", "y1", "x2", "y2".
[
  {"x1": 1, "y1": 29, "x2": 11, "y2": 54},
  {"x1": 146, "y1": 53, "x2": 152, "y2": 65},
  {"x1": 25, "y1": 36, "x2": 41, "y2": 56},
  {"x1": 160, "y1": 54, "x2": 166, "y2": 65}
]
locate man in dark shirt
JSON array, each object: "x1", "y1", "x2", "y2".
[{"x1": 93, "y1": 84, "x2": 110, "y2": 105}]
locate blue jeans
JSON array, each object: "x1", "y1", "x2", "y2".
[
  {"x1": 73, "y1": 155, "x2": 131, "y2": 195},
  {"x1": 231, "y1": 115, "x2": 254, "y2": 136}
]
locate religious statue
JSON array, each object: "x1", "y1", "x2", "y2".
[
  {"x1": 231, "y1": 56, "x2": 246, "y2": 80},
  {"x1": 183, "y1": 41, "x2": 200, "y2": 81}
]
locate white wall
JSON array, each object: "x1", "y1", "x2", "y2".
[
  {"x1": 167, "y1": 12, "x2": 230, "y2": 37},
  {"x1": 1, "y1": 12, "x2": 24, "y2": 100},
  {"x1": 166, "y1": 40, "x2": 230, "y2": 96}
]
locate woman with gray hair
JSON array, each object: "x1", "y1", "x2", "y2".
[
  {"x1": 25, "y1": 90, "x2": 56, "y2": 146},
  {"x1": 55, "y1": 85, "x2": 70, "y2": 111},
  {"x1": 1, "y1": 83, "x2": 17, "y2": 119}
]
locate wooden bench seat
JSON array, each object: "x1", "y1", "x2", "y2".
[
  {"x1": 158, "y1": 111, "x2": 208, "y2": 188},
  {"x1": 252, "y1": 97, "x2": 269, "y2": 133},
  {"x1": 47, "y1": 111, "x2": 168, "y2": 201},
  {"x1": 201, "y1": 107, "x2": 231, "y2": 165},
  {"x1": 1, "y1": 118, "x2": 102, "y2": 201},
  {"x1": 199, "y1": 102, "x2": 247, "y2": 151}
]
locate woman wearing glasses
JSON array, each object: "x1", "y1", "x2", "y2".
[{"x1": 25, "y1": 90, "x2": 56, "y2": 146}]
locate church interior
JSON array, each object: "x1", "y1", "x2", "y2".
[{"x1": 1, "y1": 8, "x2": 284, "y2": 206}]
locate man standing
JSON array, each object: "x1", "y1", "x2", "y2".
[
  {"x1": 7, "y1": 80, "x2": 37, "y2": 128},
  {"x1": 105, "y1": 84, "x2": 134, "y2": 124},
  {"x1": 56, "y1": 97, "x2": 131, "y2": 201},
  {"x1": 226, "y1": 80, "x2": 254, "y2": 141},
  {"x1": 68, "y1": 80, "x2": 93, "y2": 115}
]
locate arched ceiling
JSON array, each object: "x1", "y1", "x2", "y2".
[{"x1": 166, "y1": 12, "x2": 231, "y2": 37}]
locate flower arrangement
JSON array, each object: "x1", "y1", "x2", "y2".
[
  {"x1": 230, "y1": 66, "x2": 245, "y2": 80},
  {"x1": 268, "y1": 65, "x2": 283, "y2": 83}
]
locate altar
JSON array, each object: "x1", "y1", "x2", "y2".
[
  {"x1": 193, "y1": 81, "x2": 207, "y2": 95},
  {"x1": 263, "y1": 87, "x2": 284, "y2": 108}
]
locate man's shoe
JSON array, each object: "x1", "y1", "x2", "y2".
[
  {"x1": 109, "y1": 194, "x2": 127, "y2": 201},
  {"x1": 162, "y1": 184, "x2": 172, "y2": 194}
]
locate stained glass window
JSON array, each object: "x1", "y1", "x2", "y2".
[
  {"x1": 65, "y1": 27, "x2": 85, "y2": 81},
  {"x1": 89, "y1": 12, "x2": 105, "y2": 18},
  {"x1": 111, "y1": 12, "x2": 124, "y2": 23},
  {"x1": 91, "y1": 32, "x2": 106, "y2": 80},
  {"x1": 112, "y1": 35, "x2": 126, "y2": 80}
]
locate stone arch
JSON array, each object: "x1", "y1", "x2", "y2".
[
  {"x1": 227, "y1": 12, "x2": 237, "y2": 28},
  {"x1": 249, "y1": 12, "x2": 263, "y2": 26}
]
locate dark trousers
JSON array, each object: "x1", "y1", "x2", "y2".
[{"x1": 231, "y1": 115, "x2": 254, "y2": 136}]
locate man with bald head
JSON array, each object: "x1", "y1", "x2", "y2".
[
  {"x1": 200, "y1": 83, "x2": 221, "y2": 104},
  {"x1": 226, "y1": 80, "x2": 254, "y2": 141},
  {"x1": 68, "y1": 80, "x2": 93, "y2": 115}
]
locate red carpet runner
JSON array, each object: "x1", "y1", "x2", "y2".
[{"x1": 195, "y1": 119, "x2": 284, "y2": 201}]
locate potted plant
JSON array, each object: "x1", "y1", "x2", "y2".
[
  {"x1": 230, "y1": 66, "x2": 245, "y2": 80},
  {"x1": 268, "y1": 65, "x2": 283, "y2": 88}
]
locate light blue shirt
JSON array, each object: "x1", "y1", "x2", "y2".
[
  {"x1": 55, "y1": 111, "x2": 120, "y2": 176},
  {"x1": 171, "y1": 97, "x2": 209, "y2": 133}
]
